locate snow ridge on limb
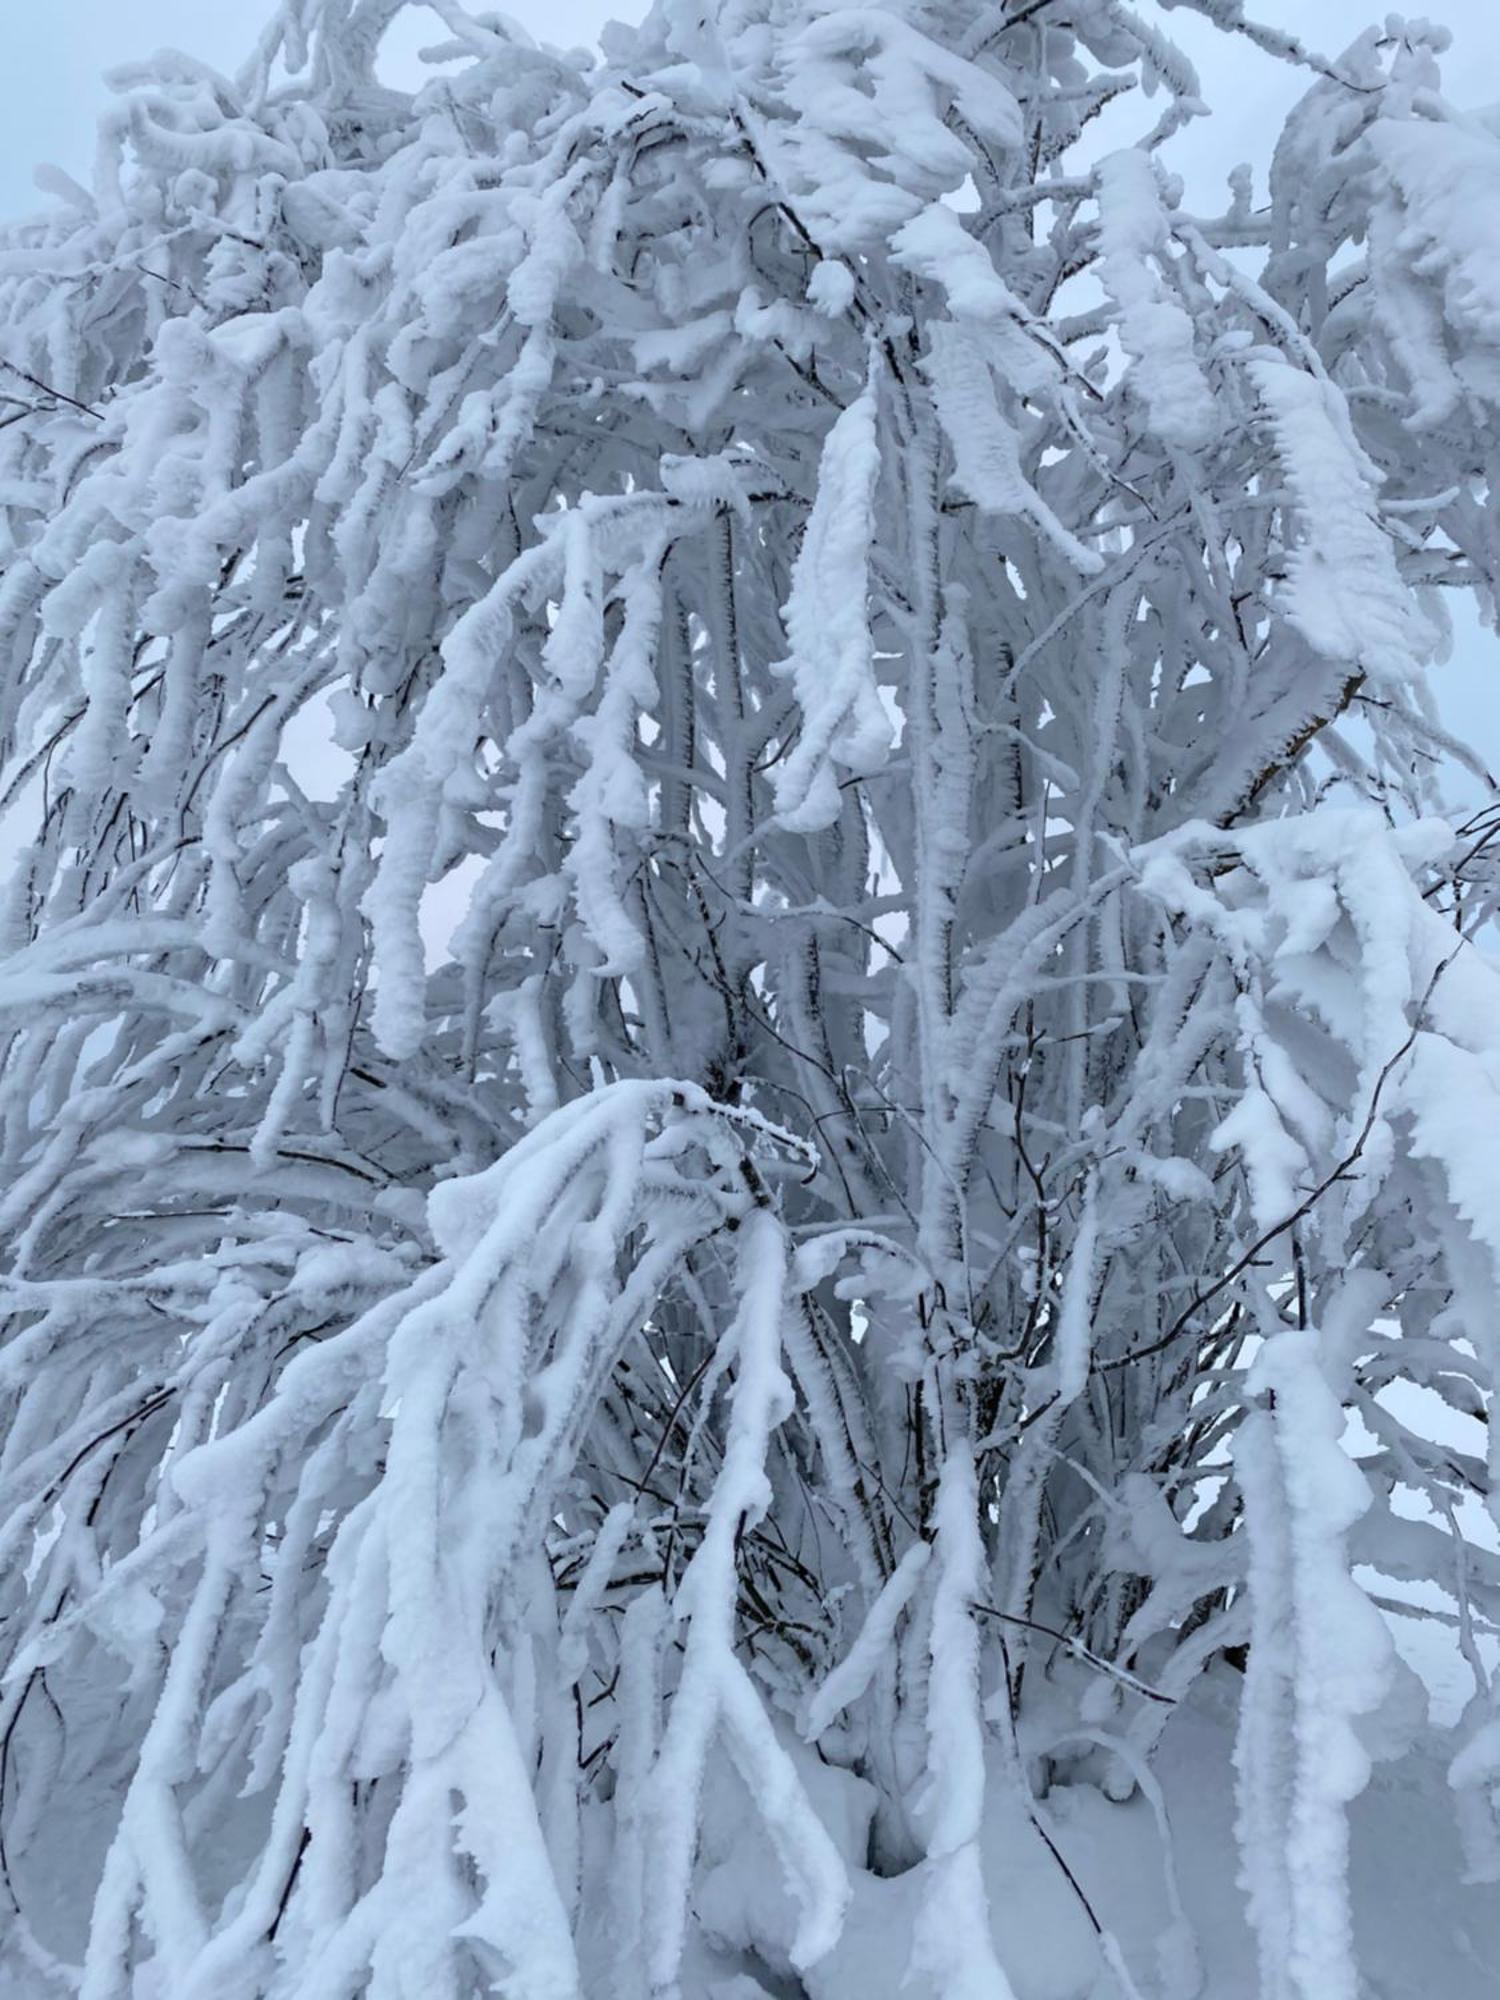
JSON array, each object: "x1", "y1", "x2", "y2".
[
  {"x1": 647, "y1": 1207, "x2": 850, "y2": 1997},
  {"x1": 1095, "y1": 147, "x2": 1218, "y2": 451},
  {"x1": 1367, "y1": 103, "x2": 1500, "y2": 427},
  {"x1": 773, "y1": 6, "x2": 1022, "y2": 255},
  {"x1": 770, "y1": 363, "x2": 890, "y2": 833},
  {"x1": 1245, "y1": 352, "x2": 1435, "y2": 691},
  {"x1": 908, "y1": 1445, "x2": 1019, "y2": 2000},
  {"x1": 917, "y1": 316, "x2": 1106, "y2": 574},
  {"x1": 1233, "y1": 1287, "x2": 1395, "y2": 2000}
]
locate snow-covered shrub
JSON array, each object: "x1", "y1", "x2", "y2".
[{"x1": 1, "y1": 4, "x2": 1499, "y2": 1995}]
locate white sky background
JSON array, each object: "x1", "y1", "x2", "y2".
[
  {"x1": 6, "y1": 1, "x2": 1498, "y2": 221},
  {"x1": 1, "y1": 0, "x2": 1498, "y2": 769}
]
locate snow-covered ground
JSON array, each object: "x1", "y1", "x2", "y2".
[{"x1": 620, "y1": 1674, "x2": 1500, "y2": 2000}]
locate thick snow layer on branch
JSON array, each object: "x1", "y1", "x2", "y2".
[
  {"x1": 648, "y1": 1207, "x2": 851, "y2": 1989},
  {"x1": 770, "y1": 372, "x2": 890, "y2": 832},
  {"x1": 1247, "y1": 354, "x2": 1434, "y2": 689},
  {"x1": 1235, "y1": 1325, "x2": 1396, "y2": 2000},
  {"x1": 916, "y1": 314, "x2": 1105, "y2": 574},
  {"x1": 1368, "y1": 115, "x2": 1500, "y2": 425},
  {"x1": 907, "y1": 1446, "x2": 1018, "y2": 2000},
  {"x1": 1096, "y1": 148, "x2": 1218, "y2": 450},
  {"x1": 775, "y1": 8, "x2": 1022, "y2": 253}
]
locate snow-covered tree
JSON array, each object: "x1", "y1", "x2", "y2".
[{"x1": 2, "y1": 2, "x2": 1500, "y2": 1994}]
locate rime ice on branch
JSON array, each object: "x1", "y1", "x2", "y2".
[{"x1": 1, "y1": 4, "x2": 1499, "y2": 1997}]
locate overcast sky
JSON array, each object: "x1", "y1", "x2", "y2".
[
  {"x1": 3, "y1": 0, "x2": 1497, "y2": 772},
  {"x1": 0, "y1": 0, "x2": 622, "y2": 216},
  {"x1": 5, "y1": 1, "x2": 1498, "y2": 219}
]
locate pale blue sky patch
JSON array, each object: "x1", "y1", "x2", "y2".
[{"x1": 0, "y1": 0, "x2": 623, "y2": 216}]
